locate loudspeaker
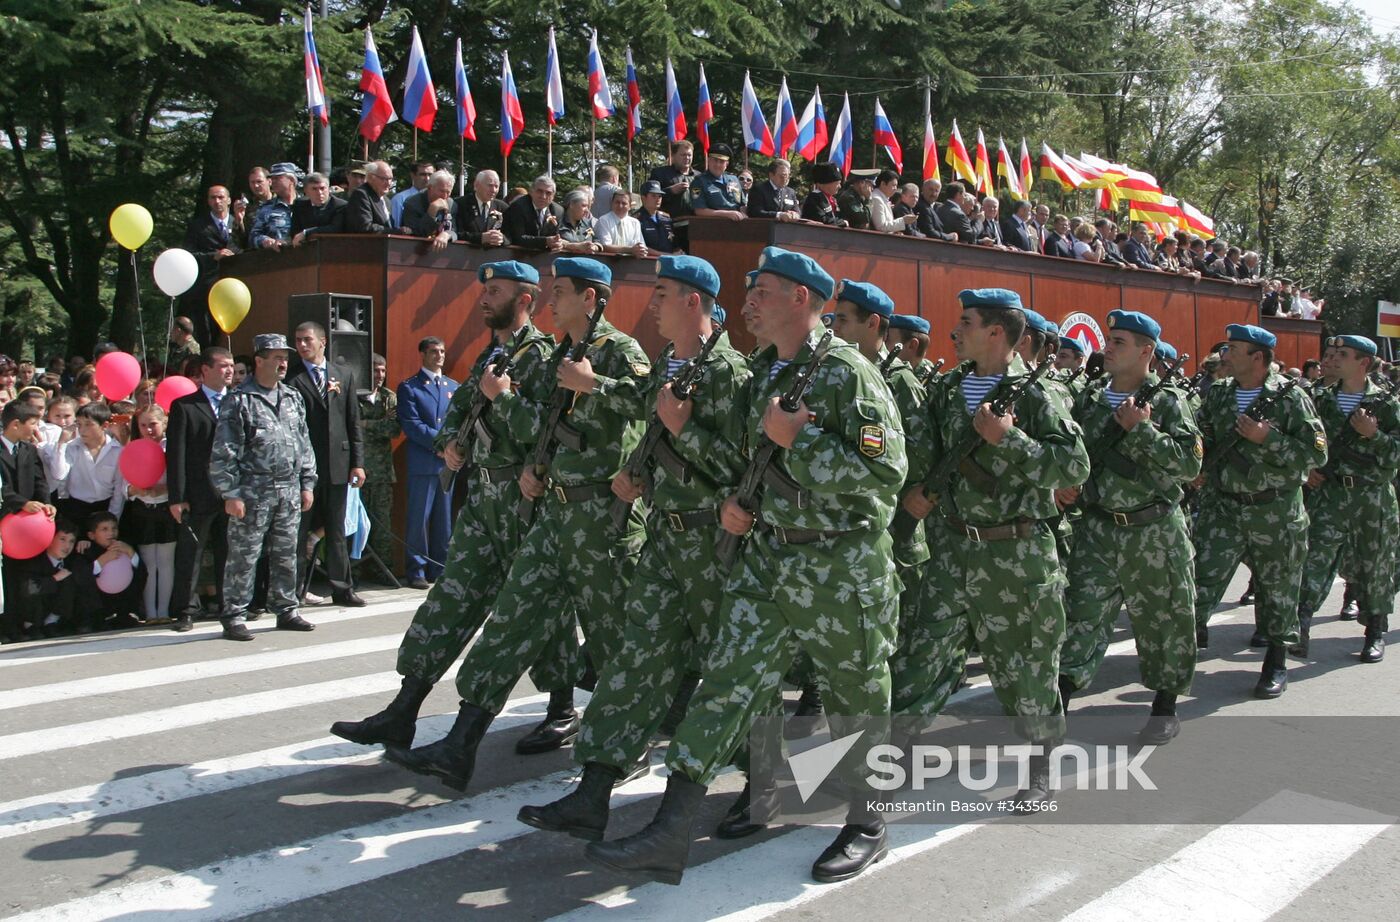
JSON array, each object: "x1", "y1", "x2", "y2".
[{"x1": 288, "y1": 293, "x2": 374, "y2": 395}]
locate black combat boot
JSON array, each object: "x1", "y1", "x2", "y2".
[
  {"x1": 383, "y1": 701, "x2": 493, "y2": 791},
  {"x1": 330, "y1": 676, "x2": 433, "y2": 747},
  {"x1": 658, "y1": 672, "x2": 701, "y2": 737},
  {"x1": 515, "y1": 688, "x2": 581, "y2": 754},
  {"x1": 811, "y1": 798, "x2": 888, "y2": 883},
  {"x1": 585, "y1": 773, "x2": 707, "y2": 885},
  {"x1": 1289, "y1": 611, "x2": 1312, "y2": 658},
  {"x1": 1360, "y1": 615, "x2": 1387, "y2": 663},
  {"x1": 794, "y1": 683, "x2": 824, "y2": 718},
  {"x1": 1138, "y1": 691, "x2": 1180, "y2": 745},
  {"x1": 1010, "y1": 752, "x2": 1054, "y2": 808},
  {"x1": 517, "y1": 762, "x2": 622, "y2": 841},
  {"x1": 714, "y1": 780, "x2": 778, "y2": 839},
  {"x1": 1339, "y1": 584, "x2": 1359, "y2": 620},
  {"x1": 1249, "y1": 627, "x2": 1268, "y2": 648},
  {"x1": 1254, "y1": 643, "x2": 1288, "y2": 698},
  {"x1": 1057, "y1": 675, "x2": 1076, "y2": 716},
  {"x1": 1196, "y1": 624, "x2": 1209, "y2": 648},
  {"x1": 1239, "y1": 576, "x2": 1256, "y2": 606}
]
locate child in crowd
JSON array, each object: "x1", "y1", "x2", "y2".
[
  {"x1": 120, "y1": 405, "x2": 177, "y2": 622},
  {"x1": 1, "y1": 402, "x2": 58, "y2": 643},
  {"x1": 78, "y1": 511, "x2": 143, "y2": 628},
  {"x1": 11, "y1": 521, "x2": 96, "y2": 637},
  {"x1": 107, "y1": 400, "x2": 136, "y2": 444},
  {"x1": 53, "y1": 402, "x2": 124, "y2": 525},
  {"x1": 39, "y1": 396, "x2": 78, "y2": 504}
]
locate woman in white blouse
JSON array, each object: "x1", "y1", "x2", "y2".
[
  {"x1": 594, "y1": 190, "x2": 648, "y2": 258},
  {"x1": 870, "y1": 169, "x2": 918, "y2": 234}
]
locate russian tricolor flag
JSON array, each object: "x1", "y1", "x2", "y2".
[
  {"x1": 587, "y1": 30, "x2": 614, "y2": 119},
  {"x1": 500, "y1": 51, "x2": 524, "y2": 156},
  {"x1": 872, "y1": 98, "x2": 902, "y2": 174},
  {"x1": 828, "y1": 93, "x2": 853, "y2": 176},
  {"x1": 357, "y1": 27, "x2": 397, "y2": 142},
  {"x1": 695, "y1": 63, "x2": 713, "y2": 154},
  {"x1": 772, "y1": 76, "x2": 797, "y2": 159},
  {"x1": 401, "y1": 26, "x2": 437, "y2": 132},
  {"x1": 794, "y1": 85, "x2": 827, "y2": 163},
  {"x1": 625, "y1": 47, "x2": 642, "y2": 141},
  {"x1": 454, "y1": 38, "x2": 476, "y2": 141},
  {"x1": 303, "y1": 8, "x2": 328, "y2": 126},
  {"x1": 664, "y1": 58, "x2": 686, "y2": 143},
  {"x1": 741, "y1": 70, "x2": 775, "y2": 156},
  {"x1": 545, "y1": 27, "x2": 564, "y2": 126}
]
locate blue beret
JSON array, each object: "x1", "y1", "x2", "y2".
[
  {"x1": 756, "y1": 246, "x2": 834, "y2": 302},
  {"x1": 711, "y1": 305, "x2": 727, "y2": 326},
  {"x1": 958, "y1": 287, "x2": 1023, "y2": 310},
  {"x1": 657, "y1": 254, "x2": 720, "y2": 299},
  {"x1": 745, "y1": 270, "x2": 759, "y2": 290},
  {"x1": 1058, "y1": 336, "x2": 1086, "y2": 355},
  {"x1": 1155, "y1": 341, "x2": 1178, "y2": 362},
  {"x1": 1106, "y1": 309, "x2": 1161, "y2": 342},
  {"x1": 552, "y1": 256, "x2": 612, "y2": 288},
  {"x1": 835, "y1": 279, "x2": 894, "y2": 318},
  {"x1": 479, "y1": 260, "x2": 539, "y2": 284},
  {"x1": 888, "y1": 314, "x2": 930, "y2": 334},
  {"x1": 1020, "y1": 307, "x2": 1058, "y2": 337},
  {"x1": 1226, "y1": 323, "x2": 1276, "y2": 349},
  {"x1": 1327, "y1": 334, "x2": 1377, "y2": 356}
]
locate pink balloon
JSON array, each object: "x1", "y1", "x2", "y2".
[
  {"x1": 1, "y1": 511, "x2": 56, "y2": 560},
  {"x1": 95, "y1": 352, "x2": 142, "y2": 402},
  {"x1": 119, "y1": 439, "x2": 166, "y2": 490},
  {"x1": 155, "y1": 375, "x2": 198, "y2": 412},
  {"x1": 95, "y1": 554, "x2": 134, "y2": 594}
]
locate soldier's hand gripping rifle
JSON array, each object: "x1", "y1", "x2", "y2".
[
  {"x1": 1078, "y1": 354, "x2": 1188, "y2": 505},
  {"x1": 889, "y1": 358, "x2": 1055, "y2": 543},
  {"x1": 915, "y1": 358, "x2": 946, "y2": 388},
  {"x1": 1318, "y1": 375, "x2": 1400, "y2": 481},
  {"x1": 516, "y1": 298, "x2": 607, "y2": 522},
  {"x1": 608, "y1": 329, "x2": 723, "y2": 530},
  {"x1": 1188, "y1": 376, "x2": 1302, "y2": 498},
  {"x1": 713, "y1": 330, "x2": 834, "y2": 571},
  {"x1": 437, "y1": 347, "x2": 514, "y2": 493}
]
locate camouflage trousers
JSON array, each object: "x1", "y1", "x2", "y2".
[
  {"x1": 891, "y1": 516, "x2": 1065, "y2": 739},
  {"x1": 666, "y1": 528, "x2": 898, "y2": 787},
  {"x1": 574, "y1": 515, "x2": 726, "y2": 771},
  {"x1": 223, "y1": 482, "x2": 300, "y2": 621},
  {"x1": 360, "y1": 481, "x2": 394, "y2": 570},
  {"x1": 1061, "y1": 508, "x2": 1197, "y2": 694},
  {"x1": 1297, "y1": 479, "x2": 1398, "y2": 627},
  {"x1": 397, "y1": 472, "x2": 577, "y2": 691},
  {"x1": 454, "y1": 489, "x2": 645, "y2": 713},
  {"x1": 1192, "y1": 489, "x2": 1305, "y2": 646}
]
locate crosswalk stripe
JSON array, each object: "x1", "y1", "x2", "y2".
[
  {"x1": 1058, "y1": 791, "x2": 1393, "y2": 922},
  {"x1": 6, "y1": 766, "x2": 674, "y2": 922},
  {"x1": 0, "y1": 634, "x2": 405, "y2": 711}
]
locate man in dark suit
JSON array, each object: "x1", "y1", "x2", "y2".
[
  {"x1": 1001, "y1": 200, "x2": 1036, "y2": 252},
  {"x1": 167, "y1": 347, "x2": 235, "y2": 632},
  {"x1": 914, "y1": 179, "x2": 955, "y2": 241},
  {"x1": 396, "y1": 337, "x2": 457, "y2": 589},
  {"x1": 936, "y1": 181, "x2": 976, "y2": 243},
  {"x1": 180, "y1": 185, "x2": 242, "y2": 348},
  {"x1": 291, "y1": 172, "x2": 347, "y2": 245},
  {"x1": 455, "y1": 169, "x2": 509, "y2": 247},
  {"x1": 400, "y1": 170, "x2": 458, "y2": 250},
  {"x1": 1123, "y1": 222, "x2": 1162, "y2": 270},
  {"x1": 745, "y1": 159, "x2": 802, "y2": 221},
  {"x1": 1043, "y1": 214, "x2": 1076, "y2": 259},
  {"x1": 1, "y1": 402, "x2": 56, "y2": 642},
  {"x1": 502, "y1": 175, "x2": 564, "y2": 252},
  {"x1": 286, "y1": 321, "x2": 366, "y2": 607},
  {"x1": 343, "y1": 160, "x2": 394, "y2": 234},
  {"x1": 973, "y1": 197, "x2": 1007, "y2": 247}
]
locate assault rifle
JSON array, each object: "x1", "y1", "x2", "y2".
[
  {"x1": 608, "y1": 330, "x2": 723, "y2": 530},
  {"x1": 916, "y1": 358, "x2": 947, "y2": 388},
  {"x1": 1191, "y1": 377, "x2": 1302, "y2": 494},
  {"x1": 1319, "y1": 375, "x2": 1400, "y2": 481},
  {"x1": 714, "y1": 330, "x2": 834, "y2": 570},
  {"x1": 1079, "y1": 354, "x2": 1188, "y2": 505},
  {"x1": 438, "y1": 346, "x2": 513, "y2": 493},
  {"x1": 516, "y1": 299, "x2": 607, "y2": 522},
  {"x1": 878, "y1": 343, "x2": 904, "y2": 380}
]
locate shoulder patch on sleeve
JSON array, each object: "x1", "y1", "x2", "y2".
[
  {"x1": 1193, "y1": 436, "x2": 1204, "y2": 459},
  {"x1": 860, "y1": 425, "x2": 886, "y2": 458}
]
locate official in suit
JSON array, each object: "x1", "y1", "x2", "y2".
[
  {"x1": 286, "y1": 321, "x2": 367, "y2": 607},
  {"x1": 401, "y1": 170, "x2": 459, "y2": 252},
  {"x1": 455, "y1": 169, "x2": 509, "y2": 247},
  {"x1": 745, "y1": 159, "x2": 802, "y2": 220},
  {"x1": 167, "y1": 347, "x2": 235, "y2": 632},
  {"x1": 936, "y1": 181, "x2": 976, "y2": 243},
  {"x1": 180, "y1": 185, "x2": 242, "y2": 348},
  {"x1": 914, "y1": 179, "x2": 956, "y2": 241},
  {"x1": 396, "y1": 338, "x2": 457, "y2": 589},
  {"x1": 291, "y1": 172, "x2": 347, "y2": 245},
  {"x1": 1001, "y1": 200, "x2": 1036, "y2": 252},
  {"x1": 1123, "y1": 223, "x2": 1162, "y2": 270},
  {"x1": 1, "y1": 402, "x2": 57, "y2": 642},
  {"x1": 343, "y1": 160, "x2": 394, "y2": 235},
  {"x1": 502, "y1": 175, "x2": 565, "y2": 251}
]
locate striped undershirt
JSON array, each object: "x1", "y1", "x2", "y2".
[
  {"x1": 665, "y1": 357, "x2": 688, "y2": 380},
  {"x1": 1105, "y1": 388, "x2": 1132, "y2": 410},
  {"x1": 1336, "y1": 391, "x2": 1365, "y2": 415},
  {"x1": 1235, "y1": 386, "x2": 1263, "y2": 414},
  {"x1": 768, "y1": 359, "x2": 791, "y2": 384},
  {"x1": 961, "y1": 374, "x2": 1003, "y2": 415}
]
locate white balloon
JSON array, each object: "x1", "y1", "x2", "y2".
[{"x1": 152, "y1": 248, "x2": 200, "y2": 297}]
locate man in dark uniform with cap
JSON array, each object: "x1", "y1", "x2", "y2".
[
  {"x1": 801, "y1": 162, "x2": 848, "y2": 227},
  {"x1": 837, "y1": 170, "x2": 877, "y2": 230},
  {"x1": 689, "y1": 144, "x2": 746, "y2": 220},
  {"x1": 635, "y1": 180, "x2": 676, "y2": 254}
]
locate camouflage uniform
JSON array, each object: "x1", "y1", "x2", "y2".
[
  {"x1": 454, "y1": 318, "x2": 652, "y2": 713},
  {"x1": 667, "y1": 330, "x2": 908, "y2": 786},
  {"x1": 835, "y1": 188, "x2": 873, "y2": 230},
  {"x1": 1297, "y1": 381, "x2": 1400, "y2": 630},
  {"x1": 1060, "y1": 375, "x2": 1202, "y2": 694},
  {"x1": 574, "y1": 334, "x2": 751, "y2": 769},
  {"x1": 880, "y1": 351, "x2": 933, "y2": 640},
  {"x1": 395, "y1": 323, "x2": 577, "y2": 689},
  {"x1": 209, "y1": 377, "x2": 317, "y2": 623},
  {"x1": 1192, "y1": 373, "x2": 1328, "y2": 645},
  {"x1": 891, "y1": 355, "x2": 1088, "y2": 732},
  {"x1": 358, "y1": 385, "x2": 399, "y2": 568}
]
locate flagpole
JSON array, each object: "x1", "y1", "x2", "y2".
[
  {"x1": 362, "y1": 138, "x2": 368, "y2": 162},
  {"x1": 308, "y1": 114, "x2": 315, "y2": 176},
  {"x1": 548, "y1": 125, "x2": 553, "y2": 178},
  {"x1": 459, "y1": 135, "x2": 465, "y2": 197},
  {"x1": 413, "y1": 127, "x2": 418, "y2": 161},
  {"x1": 591, "y1": 117, "x2": 597, "y2": 190},
  {"x1": 627, "y1": 136, "x2": 633, "y2": 193}
]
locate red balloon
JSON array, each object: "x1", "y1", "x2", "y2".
[
  {"x1": 119, "y1": 439, "x2": 167, "y2": 490},
  {"x1": 1, "y1": 511, "x2": 56, "y2": 560},
  {"x1": 155, "y1": 375, "x2": 198, "y2": 412},
  {"x1": 95, "y1": 352, "x2": 142, "y2": 402}
]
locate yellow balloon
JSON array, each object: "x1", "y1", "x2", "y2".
[
  {"x1": 109, "y1": 203, "x2": 153, "y2": 250},
  {"x1": 209, "y1": 278, "x2": 252, "y2": 334}
]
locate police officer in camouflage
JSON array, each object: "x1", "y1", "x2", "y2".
[
  {"x1": 585, "y1": 246, "x2": 908, "y2": 886},
  {"x1": 1056, "y1": 311, "x2": 1202, "y2": 744},
  {"x1": 329, "y1": 260, "x2": 581, "y2": 754},
  {"x1": 209, "y1": 333, "x2": 317, "y2": 641},
  {"x1": 1191, "y1": 324, "x2": 1327, "y2": 698}
]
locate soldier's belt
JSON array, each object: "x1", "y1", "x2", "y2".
[
  {"x1": 761, "y1": 466, "x2": 809, "y2": 508},
  {"x1": 654, "y1": 507, "x2": 721, "y2": 533},
  {"x1": 1334, "y1": 473, "x2": 1384, "y2": 489},
  {"x1": 1084, "y1": 500, "x2": 1174, "y2": 527},
  {"x1": 479, "y1": 464, "x2": 524, "y2": 484},
  {"x1": 1218, "y1": 486, "x2": 1286, "y2": 505},
  {"x1": 755, "y1": 520, "x2": 866, "y2": 545},
  {"x1": 652, "y1": 438, "x2": 692, "y2": 483},
  {"x1": 550, "y1": 480, "x2": 614, "y2": 504},
  {"x1": 943, "y1": 515, "x2": 1037, "y2": 542}
]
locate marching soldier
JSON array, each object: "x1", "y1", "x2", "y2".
[
  {"x1": 1056, "y1": 311, "x2": 1202, "y2": 744},
  {"x1": 383, "y1": 258, "x2": 652, "y2": 791},
  {"x1": 1191, "y1": 324, "x2": 1327, "y2": 698},
  {"x1": 209, "y1": 333, "x2": 317, "y2": 641},
  {"x1": 330, "y1": 261, "x2": 581, "y2": 755},
  {"x1": 1294, "y1": 335, "x2": 1397, "y2": 663},
  {"x1": 585, "y1": 247, "x2": 907, "y2": 885},
  {"x1": 886, "y1": 313, "x2": 936, "y2": 380}
]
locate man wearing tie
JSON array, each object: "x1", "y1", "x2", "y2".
[
  {"x1": 180, "y1": 186, "x2": 241, "y2": 347},
  {"x1": 344, "y1": 160, "x2": 394, "y2": 234},
  {"x1": 455, "y1": 170, "x2": 509, "y2": 248},
  {"x1": 1, "y1": 402, "x2": 57, "y2": 643},
  {"x1": 286, "y1": 321, "x2": 367, "y2": 607},
  {"x1": 502, "y1": 175, "x2": 564, "y2": 252},
  {"x1": 396, "y1": 338, "x2": 457, "y2": 589},
  {"x1": 167, "y1": 347, "x2": 236, "y2": 632}
]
